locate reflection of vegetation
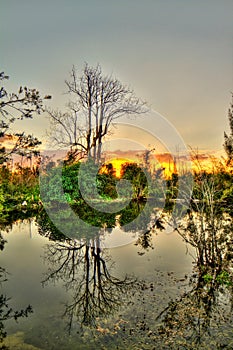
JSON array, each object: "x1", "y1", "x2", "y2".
[
  {"x1": 0, "y1": 234, "x2": 6, "y2": 252},
  {"x1": 151, "y1": 159, "x2": 233, "y2": 348},
  {"x1": 0, "y1": 294, "x2": 33, "y2": 350},
  {"x1": 37, "y1": 212, "x2": 135, "y2": 333},
  {"x1": 119, "y1": 199, "x2": 165, "y2": 254},
  {"x1": 154, "y1": 266, "x2": 233, "y2": 349},
  {"x1": 0, "y1": 233, "x2": 33, "y2": 350},
  {"x1": 176, "y1": 170, "x2": 233, "y2": 278},
  {"x1": 43, "y1": 240, "x2": 134, "y2": 332}
]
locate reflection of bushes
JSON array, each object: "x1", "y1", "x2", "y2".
[
  {"x1": 153, "y1": 267, "x2": 233, "y2": 349},
  {"x1": 0, "y1": 237, "x2": 33, "y2": 350},
  {"x1": 160, "y1": 168, "x2": 233, "y2": 348},
  {"x1": 176, "y1": 171, "x2": 233, "y2": 278},
  {"x1": 0, "y1": 294, "x2": 33, "y2": 350},
  {"x1": 118, "y1": 200, "x2": 146, "y2": 228},
  {"x1": 71, "y1": 200, "x2": 116, "y2": 228}
]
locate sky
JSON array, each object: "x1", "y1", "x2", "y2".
[{"x1": 1, "y1": 0, "x2": 233, "y2": 153}]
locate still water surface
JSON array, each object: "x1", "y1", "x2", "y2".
[{"x1": 1, "y1": 219, "x2": 231, "y2": 349}]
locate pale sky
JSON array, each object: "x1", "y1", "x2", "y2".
[{"x1": 1, "y1": 0, "x2": 233, "y2": 152}]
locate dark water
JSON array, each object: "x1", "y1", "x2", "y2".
[{"x1": 0, "y1": 219, "x2": 232, "y2": 349}]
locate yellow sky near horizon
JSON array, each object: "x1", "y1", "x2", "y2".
[{"x1": 1, "y1": 132, "x2": 228, "y2": 177}]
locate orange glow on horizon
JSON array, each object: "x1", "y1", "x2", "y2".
[{"x1": 100, "y1": 158, "x2": 135, "y2": 178}]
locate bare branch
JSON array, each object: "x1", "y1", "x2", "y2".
[{"x1": 49, "y1": 63, "x2": 147, "y2": 163}]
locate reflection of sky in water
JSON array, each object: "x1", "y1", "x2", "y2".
[
  {"x1": 110, "y1": 228, "x2": 194, "y2": 278},
  {"x1": 1, "y1": 220, "x2": 194, "y2": 301},
  {"x1": 100, "y1": 226, "x2": 138, "y2": 248},
  {"x1": 1, "y1": 222, "x2": 65, "y2": 309},
  {"x1": 0, "y1": 220, "x2": 195, "y2": 348}
]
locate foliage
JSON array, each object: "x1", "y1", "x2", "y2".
[
  {"x1": 224, "y1": 94, "x2": 233, "y2": 165},
  {"x1": 1, "y1": 72, "x2": 233, "y2": 349},
  {"x1": 40, "y1": 161, "x2": 119, "y2": 206},
  {"x1": 172, "y1": 161, "x2": 233, "y2": 298},
  {"x1": 121, "y1": 162, "x2": 148, "y2": 200},
  {"x1": 165, "y1": 172, "x2": 178, "y2": 201},
  {"x1": 0, "y1": 69, "x2": 51, "y2": 228},
  {"x1": 0, "y1": 71, "x2": 50, "y2": 165},
  {"x1": 0, "y1": 166, "x2": 40, "y2": 225}
]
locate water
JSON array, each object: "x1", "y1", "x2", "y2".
[{"x1": 0, "y1": 219, "x2": 232, "y2": 349}]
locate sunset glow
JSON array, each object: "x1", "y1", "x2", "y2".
[
  {"x1": 99, "y1": 150, "x2": 228, "y2": 180},
  {"x1": 100, "y1": 158, "x2": 135, "y2": 178}
]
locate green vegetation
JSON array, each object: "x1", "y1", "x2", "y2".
[
  {"x1": 0, "y1": 165, "x2": 40, "y2": 226},
  {"x1": 0, "y1": 69, "x2": 233, "y2": 349}
]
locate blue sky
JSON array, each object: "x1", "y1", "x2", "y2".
[{"x1": 1, "y1": 0, "x2": 233, "y2": 151}]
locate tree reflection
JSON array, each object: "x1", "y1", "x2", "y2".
[
  {"x1": 151, "y1": 171, "x2": 233, "y2": 347},
  {"x1": 153, "y1": 176, "x2": 233, "y2": 348},
  {"x1": 154, "y1": 264, "x2": 233, "y2": 349},
  {"x1": 0, "y1": 231, "x2": 33, "y2": 350},
  {"x1": 119, "y1": 199, "x2": 165, "y2": 254},
  {"x1": 112, "y1": 172, "x2": 233, "y2": 348},
  {"x1": 38, "y1": 211, "x2": 135, "y2": 333}
]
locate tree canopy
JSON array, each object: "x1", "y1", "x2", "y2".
[
  {"x1": 0, "y1": 71, "x2": 51, "y2": 165},
  {"x1": 224, "y1": 94, "x2": 233, "y2": 165},
  {"x1": 47, "y1": 63, "x2": 147, "y2": 163}
]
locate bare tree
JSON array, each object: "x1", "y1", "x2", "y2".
[
  {"x1": 224, "y1": 93, "x2": 233, "y2": 165},
  {"x1": 46, "y1": 106, "x2": 87, "y2": 161},
  {"x1": 47, "y1": 63, "x2": 147, "y2": 163}
]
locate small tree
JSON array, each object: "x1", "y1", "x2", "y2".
[
  {"x1": 174, "y1": 153, "x2": 233, "y2": 277},
  {"x1": 0, "y1": 71, "x2": 51, "y2": 165},
  {"x1": 223, "y1": 94, "x2": 233, "y2": 165},
  {"x1": 121, "y1": 162, "x2": 148, "y2": 200}
]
